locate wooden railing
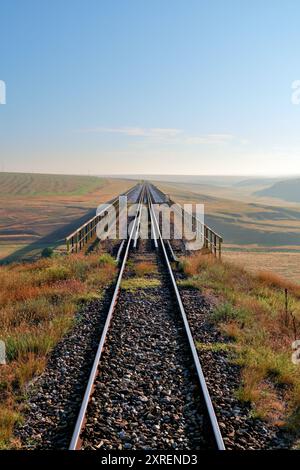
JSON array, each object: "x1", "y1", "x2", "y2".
[
  {"x1": 201, "y1": 222, "x2": 223, "y2": 258},
  {"x1": 171, "y1": 200, "x2": 223, "y2": 258},
  {"x1": 66, "y1": 184, "x2": 141, "y2": 253},
  {"x1": 149, "y1": 184, "x2": 223, "y2": 258}
]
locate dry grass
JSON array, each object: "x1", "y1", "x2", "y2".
[
  {"x1": 256, "y1": 271, "x2": 300, "y2": 298},
  {"x1": 235, "y1": 370, "x2": 286, "y2": 425},
  {"x1": 224, "y1": 251, "x2": 300, "y2": 285},
  {"x1": 0, "y1": 252, "x2": 117, "y2": 448},
  {"x1": 155, "y1": 180, "x2": 300, "y2": 284},
  {"x1": 180, "y1": 253, "x2": 300, "y2": 429},
  {"x1": 134, "y1": 261, "x2": 157, "y2": 276},
  {"x1": 0, "y1": 174, "x2": 136, "y2": 262}
]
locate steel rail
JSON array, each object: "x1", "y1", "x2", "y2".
[
  {"x1": 69, "y1": 184, "x2": 145, "y2": 450},
  {"x1": 133, "y1": 185, "x2": 145, "y2": 248},
  {"x1": 116, "y1": 240, "x2": 125, "y2": 263},
  {"x1": 149, "y1": 199, "x2": 158, "y2": 249},
  {"x1": 147, "y1": 184, "x2": 225, "y2": 450}
]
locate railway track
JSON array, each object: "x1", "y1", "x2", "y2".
[{"x1": 69, "y1": 183, "x2": 225, "y2": 450}]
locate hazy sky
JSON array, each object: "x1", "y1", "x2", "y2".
[{"x1": 1, "y1": 0, "x2": 300, "y2": 176}]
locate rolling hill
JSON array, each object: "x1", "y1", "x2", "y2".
[
  {"x1": 0, "y1": 172, "x2": 106, "y2": 196},
  {"x1": 0, "y1": 172, "x2": 135, "y2": 262},
  {"x1": 255, "y1": 178, "x2": 300, "y2": 202}
]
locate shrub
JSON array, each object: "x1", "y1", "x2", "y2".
[
  {"x1": 211, "y1": 302, "x2": 249, "y2": 325},
  {"x1": 43, "y1": 265, "x2": 71, "y2": 283},
  {"x1": 98, "y1": 253, "x2": 116, "y2": 267},
  {"x1": 41, "y1": 247, "x2": 53, "y2": 258}
]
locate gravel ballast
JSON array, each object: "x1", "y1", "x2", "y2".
[
  {"x1": 80, "y1": 244, "x2": 209, "y2": 450},
  {"x1": 16, "y1": 290, "x2": 114, "y2": 449}
]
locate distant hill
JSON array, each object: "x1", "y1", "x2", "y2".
[
  {"x1": 234, "y1": 177, "x2": 282, "y2": 187},
  {"x1": 114, "y1": 174, "x2": 245, "y2": 187},
  {"x1": 0, "y1": 172, "x2": 106, "y2": 196},
  {"x1": 255, "y1": 178, "x2": 300, "y2": 202}
]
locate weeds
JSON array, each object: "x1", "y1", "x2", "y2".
[
  {"x1": 180, "y1": 253, "x2": 300, "y2": 429},
  {"x1": 121, "y1": 277, "x2": 161, "y2": 291},
  {"x1": 0, "y1": 407, "x2": 23, "y2": 449},
  {"x1": 211, "y1": 302, "x2": 250, "y2": 325},
  {"x1": 196, "y1": 341, "x2": 232, "y2": 353},
  {"x1": 0, "y1": 252, "x2": 117, "y2": 448},
  {"x1": 134, "y1": 261, "x2": 157, "y2": 276},
  {"x1": 98, "y1": 253, "x2": 116, "y2": 267}
]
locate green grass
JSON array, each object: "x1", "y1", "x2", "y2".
[
  {"x1": 196, "y1": 341, "x2": 233, "y2": 353},
  {"x1": 98, "y1": 253, "x2": 117, "y2": 267},
  {"x1": 121, "y1": 277, "x2": 161, "y2": 291},
  {"x1": 177, "y1": 278, "x2": 200, "y2": 289},
  {"x1": 211, "y1": 302, "x2": 251, "y2": 325},
  {"x1": 74, "y1": 292, "x2": 103, "y2": 303}
]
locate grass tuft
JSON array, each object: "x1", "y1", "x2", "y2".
[
  {"x1": 121, "y1": 277, "x2": 161, "y2": 291},
  {"x1": 211, "y1": 302, "x2": 251, "y2": 325},
  {"x1": 196, "y1": 341, "x2": 233, "y2": 353},
  {"x1": 134, "y1": 261, "x2": 157, "y2": 276},
  {"x1": 0, "y1": 408, "x2": 23, "y2": 449},
  {"x1": 98, "y1": 253, "x2": 116, "y2": 267}
]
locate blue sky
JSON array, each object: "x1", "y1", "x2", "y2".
[{"x1": 1, "y1": 0, "x2": 300, "y2": 175}]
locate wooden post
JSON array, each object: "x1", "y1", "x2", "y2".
[{"x1": 76, "y1": 232, "x2": 79, "y2": 253}]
